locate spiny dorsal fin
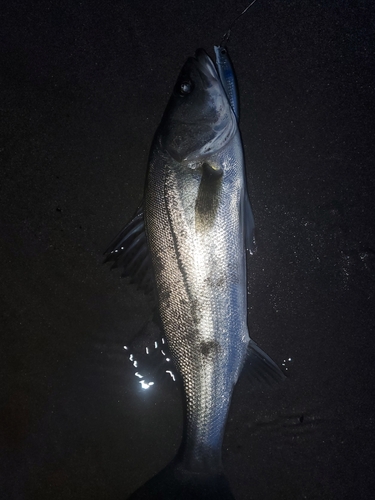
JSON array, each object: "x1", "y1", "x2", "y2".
[{"x1": 104, "y1": 204, "x2": 154, "y2": 293}]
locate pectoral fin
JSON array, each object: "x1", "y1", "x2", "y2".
[{"x1": 195, "y1": 162, "x2": 223, "y2": 232}]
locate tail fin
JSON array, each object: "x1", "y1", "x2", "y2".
[{"x1": 127, "y1": 461, "x2": 235, "y2": 500}]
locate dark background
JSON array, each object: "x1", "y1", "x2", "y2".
[{"x1": 1, "y1": 1, "x2": 375, "y2": 499}]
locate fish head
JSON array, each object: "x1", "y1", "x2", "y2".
[{"x1": 158, "y1": 49, "x2": 237, "y2": 164}]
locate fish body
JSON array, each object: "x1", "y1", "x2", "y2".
[
  {"x1": 145, "y1": 50, "x2": 249, "y2": 476},
  {"x1": 105, "y1": 47, "x2": 284, "y2": 500}
]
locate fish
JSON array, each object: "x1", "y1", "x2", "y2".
[{"x1": 105, "y1": 47, "x2": 285, "y2": 500}]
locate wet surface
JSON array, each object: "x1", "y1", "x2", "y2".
[{"x1": 1, "y1": 1, "x2": 375, "y2": 499}]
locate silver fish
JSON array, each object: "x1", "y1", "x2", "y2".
[{"x1": 105, "y1": 47, "x2": 284, "y2": 500}]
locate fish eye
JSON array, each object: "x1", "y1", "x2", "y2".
[
  {"x1": 220, "y1": 48, "x2": 227, "y2": 55},
  {"x1": 179, "y1": 80, "x2": 193, "y2": 95}
]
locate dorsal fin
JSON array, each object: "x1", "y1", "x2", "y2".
[
  {"x1": 104, "y1": 204, "x2": 154, "y2": 293},
  {"x1": 123, "y1": 313, "x2": 179, "y2": 390},
  {"x1": 243, "y1": 339, "x2": 286, "y2": 387}
]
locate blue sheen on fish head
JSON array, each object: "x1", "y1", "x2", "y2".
[{"x1": 158, "y1": 49, "x2": 237, "y2": 164}]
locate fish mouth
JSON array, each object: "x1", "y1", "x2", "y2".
[{"x1": 191, "y1": 49, "x2": 220, "y2": 88}]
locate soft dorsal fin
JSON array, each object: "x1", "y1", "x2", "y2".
[
  {"x1": 243, "y1": 339, "x2": 286, "y2": 386},
  {"x1": 123, "y1": 312, "x2": 179, "y2": 390},
  {"x1": 104, "y1": 204, "x2": 154, "y2": 293}
]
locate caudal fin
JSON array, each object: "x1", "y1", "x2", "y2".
[{"x1": 127, "y1": 461, "x2": 235, "y2": 500}]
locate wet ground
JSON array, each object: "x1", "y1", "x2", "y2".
[{"x1": 1, "y1": 1, "x2": 375, "y2": 499}]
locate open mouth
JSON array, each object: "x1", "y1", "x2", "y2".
[{"x1": 191, "y1": 49, "x2": 220, "y2": 87}]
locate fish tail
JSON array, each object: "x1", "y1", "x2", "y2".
[{"x1": 127, "y1": 461, "x2": 236, "y2": 500}]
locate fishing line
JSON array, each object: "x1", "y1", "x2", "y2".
[{"x1": 220, "y1": 0, "x2": 258, "y2": 46}]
